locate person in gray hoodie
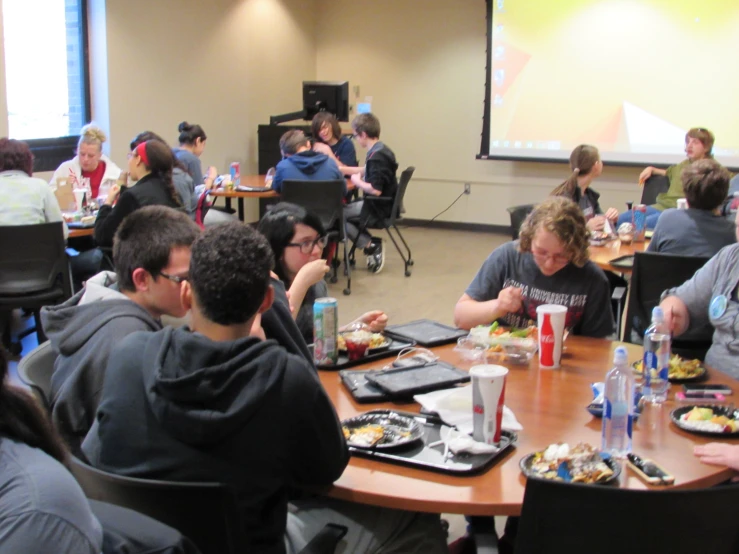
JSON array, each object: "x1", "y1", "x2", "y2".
[
  {"x1": 83, "y1": 222, "x2": 448, "y2": 554},
  {"x1": 41, "y1": 206, "x2": 200, "y2": 452}
]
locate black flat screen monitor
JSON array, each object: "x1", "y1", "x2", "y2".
[{"x1": 303, "y1": 81, "x2": 349, "y2": 122}]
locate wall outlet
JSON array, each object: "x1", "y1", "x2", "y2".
[{"x1": 464, "y1": 183, "x2": 471, "y2": 195}]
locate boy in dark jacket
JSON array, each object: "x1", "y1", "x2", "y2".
[
  {"x1": 271, "y1": 130, "x2": 344, "y2": 194},
  {"x1": 83, "y1": 222, "x2": 448, "y2": 554},
  {"x1": 41, "y1": 206, "x2": 200, "y2": 453},
  {"x1": 344, "y1": 113, "x2": 399, "y2": 273}
]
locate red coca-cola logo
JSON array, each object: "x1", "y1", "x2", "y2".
[
  {"x1": 540, "y1": 313, "x2": 555, "y2": 366},
  {"x1": 540, "y1": 335, "x2": 554, "y2": 343},
  {"x1": 473, "y1": 404, "x2": 484, "y2": 414}
]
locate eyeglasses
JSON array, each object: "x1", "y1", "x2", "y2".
[
  {"x1": 287, "y1": 236, "x2": 327, "y2": 254},
  {"x1": 157, "y1": 271, "x2": 188, "y2": 284},
  {"x1": 531, "y1": 247, "x2": 570, "y2": 265}
]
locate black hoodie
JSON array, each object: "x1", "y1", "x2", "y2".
[{"x1": 82, "y1": 327, "x2": 348, "y2": 554}]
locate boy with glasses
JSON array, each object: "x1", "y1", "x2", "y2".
[
  {"x1": 41, "y1": 206, "x2": 200, "y2": 452},
  {"x1": 454, "y1": 197, "x2": 614, "y2": 338}
]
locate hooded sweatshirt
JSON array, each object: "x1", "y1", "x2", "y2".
[
  {"x1": 271, "y1": 150, "x2": 344, "y2": 194},
  {"x1": 40, "y1": 272, "x2": 161, "y2": 452},
  {"x1": 82, "y1": 327, "x2": 348, "y2": 554}
]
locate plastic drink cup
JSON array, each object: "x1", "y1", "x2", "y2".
[
  {"x1": 344, "y1": 334, "x2": 370, "y2": 361},
  {"x1": 73, "y1": 188, "x2": 87, "y2": 212},
  {"x1": 677, "y1": 198, "x2": 688, "y2": 210},
  {"x1": 536, "y1": 304, "x2": 567, "y2": 369},
  {"x1": 470, "y1": 364, "x2": 508, "y2": 444},
  {"x1": 230, "y1": 162, "x2": 240, "y2": 187}
]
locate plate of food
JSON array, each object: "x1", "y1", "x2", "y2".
[
  {"x1": 519, "y1": 442, "x2": 620, "y2": 484},
  {"x1": 670, "y1": 405, "x2": 739, "y2": 436},
  {"x1": 589, "y1": 230, "x2": 614, "y2": 246},
  {"x1": 632, "y1": 355, "x2": 706, "y2": 382},
  {"x1": 341, "y1": 411, "x2": 424, "y2": 449},
  {"x1": 337, "y1": 332, "x2": 390, "y2": 353}
]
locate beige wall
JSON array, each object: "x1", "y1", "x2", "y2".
[{"x1": 315, "y1": 0, "x2": 643, "y2": 226}]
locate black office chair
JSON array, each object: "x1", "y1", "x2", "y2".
[
  {"x1": 640, "y1": 174, "x2": 670, "y2": 205},
  {"x1": 16, "y1": 340, "x2": 57, "y2": 409},
  {"x1": 347, "y1": 166, "x2": 415, "y2": 277},
  {"x1": 70, "y1": 457, "x2": 347, "y2": 554},
  {"x1": 506, "y1": 204, "x2": 535, "y2": 240},
  {"x1": 623, "y1": 251, "x2": 711, "y2": 359},
  {"x1": 281, "y1": 179, "x2": 353, "y2": 295},
  {"x1": 0, "y1": 222, "x2": 72, "y2": 355},
  {"x1": 515, "y1": 477, "x2": 739, "y2": 553}
]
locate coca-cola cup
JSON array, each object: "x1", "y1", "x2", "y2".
[
  {"x1": 536, "y1": 304, "x2": 567, "y2": 369},
  {"x1": 470, "y1": 364, "x2": 508, "y2": 445}
]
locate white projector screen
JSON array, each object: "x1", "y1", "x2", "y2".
[{"x1": 479, "y1": 0, "x2": 739, "y2": 168}]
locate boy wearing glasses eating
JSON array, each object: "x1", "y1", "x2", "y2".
[
  {"x1": 454, "y1": 197, "x2": 614, "y2": 338},
  {"x1": 41, "y1": 206, "x2": 200, "y2": 453}
]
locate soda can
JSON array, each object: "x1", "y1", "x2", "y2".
[
  {"x1": 229, "y1": 162, "x2": 241, "y2": 187},
  {"x1": 632, "y1": 204, "x2": 647, "y2": 242},
  {"x1": 313, "y1": 297, "x2": 338, "y2": 366}
]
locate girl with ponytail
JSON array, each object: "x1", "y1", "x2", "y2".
[
  {"x1": 94, "y1": 139, "x2": 184, "y2": 248},
  {"x1": 551, "y1": 144, "x2": 618, "y2": 232}
]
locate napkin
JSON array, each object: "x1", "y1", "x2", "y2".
[
  {"x1": 414, "y1": 385, "x2": 523, "y2": 435},
  {"x1": 444, "y1": 429, "x2": 500, "y2": 455}
]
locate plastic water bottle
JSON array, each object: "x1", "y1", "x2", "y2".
[
  {"x1": 643, "y1": 307, "x2": 671, "y2": 403},
  {"x1": 602, "y1": 346, "x2": 635, "y2": 458}
]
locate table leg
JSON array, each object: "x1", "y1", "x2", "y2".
[
  {"x1": 225, "y1": 198, "x2": 232, "y2": 212},
  {"x1": 238, "y1": 198, "x2": 245, "y2": 222}
]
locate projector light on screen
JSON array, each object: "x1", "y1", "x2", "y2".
[{"x1": 479, "y1": 0, "x2": 739, "y2": 168}]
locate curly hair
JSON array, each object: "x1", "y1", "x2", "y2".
[
  {"x1": 0, "y1": 138, "x2": 33, "y2": 175},
  {"x1": 681, "y1": 158, "x2": 730, "y2": 211},
  {"x1": 189, "y1": 222, "x2": 274, "y2": 325},
  {"x1": 518, "y1": 197, "x2": 590, "y2": 267},
  {"x1": 114, "y1": 206, "x2": 200, "y2": 292}
]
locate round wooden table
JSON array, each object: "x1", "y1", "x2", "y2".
[
  {"x1": 589, "y1": 239, "x2": 649, "y2": 273},
  {"x1": 68, "y1": 227, "x2": 94, "y2": 239},
  {"x1": 318, "y1": 337, "x2": 738, "y2": 516}
]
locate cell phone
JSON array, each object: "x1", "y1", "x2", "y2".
[
  {"x1": 675, "y1": 392, "x2": 725, "y2": 402},
  {"x1": 683, "y1": 384, "x2": 733, "y2": 395},
  {"x1": 626, "y1": 453, "x2": 675, "y2": 485}
]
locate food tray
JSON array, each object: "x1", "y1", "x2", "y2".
[
  {"x1": 315, "y1": 335, "x2": 415, "y2": 370},
  {"x1": 670, "y1": 405, "x2": 739, "y2": 437},
  {"x1": 364, "y1": 361, "x2": 471, "y2": 396},
  {"x1": 67, "y1": 220, "x2": 95, "y2": 229},
  {"x1": 383, "y1": 319, "x2": 468, "y2": 347},
  {"x1": 339, "y1": 369, "x2": 394, "y2": 403},
  {"x1": 347, "y1": 410, "x2": 517, "y2": 475}
]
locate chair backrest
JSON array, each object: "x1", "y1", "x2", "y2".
[
  {"x1": 506, "y1": 204, "x2": 535, "y2": 240},
  {"x1": 16, "y1": 341, "x2": 57, "y2": 408},
  {"x1": 0, "y1": 222, "x2": 72, "y2": 297},
  {"x1": 69, "y1": 457, "x2": 244, "y2": 554},
  {"x1": 624, "y1": 251, "x2": 710, "y2": 343},
  {"x1": 281, "y1": 179, "x2": 347, "y2": 237},
  {"x1": 390, "y1": 166, "x2": 415, "y2": 224},
  {"x1": 515, "y1": 477, "x2": 739, "y2": 554},
  {"x1": 640, "y1": 174, "x2": 670, "y2": 205}
]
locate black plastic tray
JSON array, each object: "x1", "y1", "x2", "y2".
[
  {"x1": 346, "y1": 409, "x2": 517, "y2": 475},
  {"x1": 608, "y1": 255, "x2": 634, "y2": 269},
  {"x1": 339, "y1": 369, "x2": 395, "y2": 403},
  {"x1": 365, "y1": 361, "x2": 470, "y2": 396},
  {"x1": 383, "y1": 319, "x2": 468, "y2": 347},
  {"x1": 315, "y1": 336, "x2": 415, "y2": 370},
  {"x1": 67, "y1": 221, "x2": 95, "y2": 229}
]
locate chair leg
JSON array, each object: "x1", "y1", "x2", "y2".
[
  {"x1": 33, "y1": 310, "x2": 47, "y2": 344},
  {"x1": 391, "y1": 224, "x2": 413, "y2": 266},
  {"x1": 342, "y1": 238, "x2": 352, "y2": 295},
  {"x1": 385, "y1": 225, "x2": 413, "y2": 277}
]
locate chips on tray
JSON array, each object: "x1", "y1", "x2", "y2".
[
  {"x1": 632, "y1": 355, "x2": 705, "y2": 380},
  {"x1": 524, "y1": 442, "x2": 615, "y2": 484}
]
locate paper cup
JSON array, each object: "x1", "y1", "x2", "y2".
[
  {"x1": 536, "y1": 304, "x2": 567, "y2": 369},
  {"x1": 72, "y1": 188, "x2": 87, "y2": 212},
  {"x1": 470, "y1": 364, "x2": 508, "y2": 444}
]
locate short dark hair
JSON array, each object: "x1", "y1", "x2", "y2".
[
  {"x1": 311, "y1": 112, "x2": 342, "y2": 144},
  {"x1": 681, "y1": 158, "x2": 730, "y2": 211},
  {"x1": 0, "y1": 138, "x2": 33, "y2": 175},
  {"x1": 113, "y1": 206, "x2": 200, "y2": 292},
  {"x1": 130, "y1": 130, "x2": 188, "y2": 173},
  {"x1": 279, "y1": 130, "x2": 310, "y2": 156},
  {"x1": 352, "y1": 113, "x2": 381, "y2": 139},
  {"x1": 177, "y1": 121, "x2": 207, "y2": 146},
  {"x1": 189, "y1": 222, "x2": 274, "y2": 325},
  {"x1": 256, "y1": 202, "x2": 326, "y2": 284}
]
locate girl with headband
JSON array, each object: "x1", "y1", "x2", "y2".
[{"x1": 94, "y1": 139, "x2": 182, "y2": 248}]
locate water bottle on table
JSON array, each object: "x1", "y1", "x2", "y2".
[
  {"x1": 602, "y1": 346, "x2": 635, "y2": 458},
  {"x1": 643, "y1": 306, "x2": 671, "y2": 403}
]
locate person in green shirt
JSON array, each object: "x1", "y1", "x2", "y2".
[{"x1": 617, "y1": 127, "x2": 717, "y2": 229}]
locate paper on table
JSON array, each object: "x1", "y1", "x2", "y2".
[
  {"x1": 603, "y1": 218, "x2": 614, "y2": 236},
  {"x1": 414, "y1": 385, "x2": 523, "y2": 435}
]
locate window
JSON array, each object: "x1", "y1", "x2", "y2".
[{"x1": 2, "y1": 0, "x2": 90, "y2": 170}]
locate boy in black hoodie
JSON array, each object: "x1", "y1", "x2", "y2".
[{"x1": 83, "y1": 222, "x2": 448, "y2": 554}]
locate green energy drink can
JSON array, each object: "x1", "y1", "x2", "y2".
[{"x1": 313, "y1": 297, "x2": 338, "y2": 365}]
